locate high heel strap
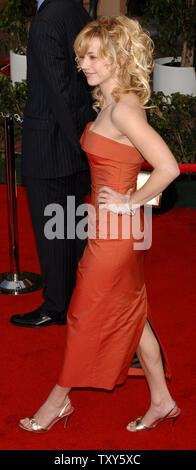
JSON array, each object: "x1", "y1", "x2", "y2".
[
  {"x1": 163, "y1": 402, "x2": 177, "y2": 419},
  {"x1": 59, "y1": 397, "x2": 71, "y2": 418}
]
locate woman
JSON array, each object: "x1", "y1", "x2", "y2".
[{"x1": 19, "y1": 16, "x2": 180, "y2": 433}]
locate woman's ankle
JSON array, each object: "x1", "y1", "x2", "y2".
[
  {"x1": 150, "y1": 396, "x2": 175, "y2": 411},
  {"x1": 46, "y1": 385, "x2": 70, "y2": 408}
]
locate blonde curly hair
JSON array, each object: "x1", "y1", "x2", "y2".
[{"x1": 74, "y1": 16, "x2": 154, "y2": 111}]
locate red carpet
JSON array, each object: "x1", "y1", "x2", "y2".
[{"x1": 0, "y1": 184, "x2": 196, "y2": 450}]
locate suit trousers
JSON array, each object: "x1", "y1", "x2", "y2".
[{"x1": 25, "y1": 171, "x2": 90, "y2": 317}]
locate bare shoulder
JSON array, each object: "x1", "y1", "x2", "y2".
[{"x1": 111, "y1": 92, "x2": 147, "y2": 127}]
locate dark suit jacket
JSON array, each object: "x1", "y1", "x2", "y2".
[{"x1": 22, "y1": 0, "x2": 95, "y2": 178}]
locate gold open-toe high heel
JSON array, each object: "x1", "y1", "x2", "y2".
[
  {"x1": 18, "y1": 398, "x2": 74, "y2": 433},
  {"x1": 126, "y1": 403, "x2": 181, "y2": 433}
]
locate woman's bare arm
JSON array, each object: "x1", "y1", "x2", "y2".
[{"x1": 111, "y1": 101, "x2": 180, "y2": 208}]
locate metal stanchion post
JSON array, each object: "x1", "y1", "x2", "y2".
[{"x1": 0, "y1": 116, "x2": 42, "y2": 294}]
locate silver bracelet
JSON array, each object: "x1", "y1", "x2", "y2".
[{"x1": 125, "y1": 201, "x2": 136, "y2": 216}]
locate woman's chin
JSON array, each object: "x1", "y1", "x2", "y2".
[{"x1": 87, "y1": 78, "x2": 99, "y2": 86}]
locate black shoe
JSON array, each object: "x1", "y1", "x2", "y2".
[{"x1": 10, "y1": 307, "x2": 66, "y2": 328}]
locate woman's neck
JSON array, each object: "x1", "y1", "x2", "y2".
[{"x1": 100, "y1": 78, "x2": 117, "y2": 105}]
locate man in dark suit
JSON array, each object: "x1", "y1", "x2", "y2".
[
  {"x1": 10, "y1": 0, "x2": 95, "y2": 328},
  {"x1": 80, "y1": 0, "x2": 99, "y2": 19}
]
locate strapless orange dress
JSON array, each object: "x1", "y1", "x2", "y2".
[{"x1": 58, "y1": 123, "x2": 171, "y2": 390}]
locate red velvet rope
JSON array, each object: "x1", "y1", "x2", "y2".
[
  {"x1": 142, "y1": 162, "x2": 196, "y2": 172},
  {"x1": 0, "y1": 59, "x2": 10, "y2": 77}
]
